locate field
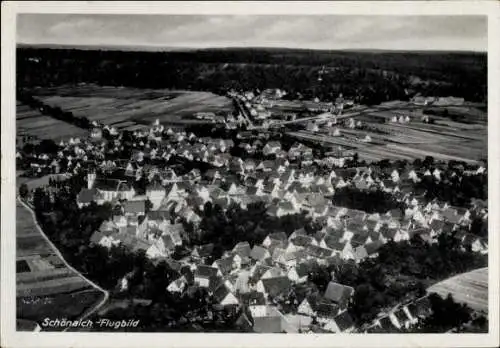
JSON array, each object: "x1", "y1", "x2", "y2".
[
  {"x1": 29, "y1": 84, "x2": 233, "y2": 130},
  {"x1": 16, "y1": 198, "x2": 104, "y2": 329},
  {"x1": 290, "y1": 103, "x2": 487, "y2": 164},
  {"x1": 17, "y1": 102, "x2": 88, "y2": 142},
  {"x1": 427, "y1": 268, "x2": 488, "y2": 313}
]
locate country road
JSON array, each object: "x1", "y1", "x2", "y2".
[{"x1": 17, "y1": 196, "x2": 110, "y2": 331}]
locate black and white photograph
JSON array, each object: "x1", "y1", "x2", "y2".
[{"x1": 1, "y1": 1, "x2": 499, "y2": 348}]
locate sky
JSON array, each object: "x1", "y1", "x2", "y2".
[{"x1": 17, "y1": 14, "x2": 487, "y2": 51}]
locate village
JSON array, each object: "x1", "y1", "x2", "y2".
[{"x1": 16, "y1": 99, "x2": 488, "y2": 333}]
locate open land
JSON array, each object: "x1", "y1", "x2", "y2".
[
  {"x1": 17, "y1": 101, "x2": 88, "y2": 142},
  {"x1": 28, "y1": 84, "x2": 232, "y2": 131},
  {"x1": 427, "y1": 268, "x2": 488, "y2": 313},
  {"x1": 16, "y1": 198, "x2": 104, "y2": 329}
]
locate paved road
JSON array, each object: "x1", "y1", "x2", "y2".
[{"x1": 17, "y1": 196, "x2": 110, "y2": 330}]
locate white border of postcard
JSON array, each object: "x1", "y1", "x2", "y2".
[{"x1": 2, "y1": 1, "x2": 500, "y2": 348}]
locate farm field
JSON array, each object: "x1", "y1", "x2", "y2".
[
  {"x1": 17, "y1": 102, "x2": 88, "y2": 142},
  {"x1": 427, "y1": 268, "x2": 488, "y2": 313},
  {"x1": 16, "y1": 198, "x2": 104, "y2": 329},
  {"x1": 293, "y1": 103, "x2": 487, "y2": 164},
  {"x1": 29, "y1": 84, "x2": 233, "y2": 129}
]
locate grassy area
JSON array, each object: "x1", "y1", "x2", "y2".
[
  {"x1": 427, "y1": 268, "x2": 488, "y2": 313},
  {"x1": 17, "y1": 289, "x2": 105, "y2": 329},
  {"x1": 16, "y1": 198, "x2": 104, "y2": 327},
  {"x1": 29, "y1": 85, "x2": 232, "y2": 129}
]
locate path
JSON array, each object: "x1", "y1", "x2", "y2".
[{"x1": 17, "y1": 196, "x2": 110, "y2": 330}]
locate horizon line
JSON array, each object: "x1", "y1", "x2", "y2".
[{"x1": 16, "y1": 42, "x2": 488, "y2": 54}]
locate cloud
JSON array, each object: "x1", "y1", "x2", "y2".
[{"x1": 17, "y1": 14, "x2": 487, "y2": 51}]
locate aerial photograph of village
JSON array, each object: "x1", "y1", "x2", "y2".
[{"x1": 14, "y1": 13, "x2": 488, "y2": 334}]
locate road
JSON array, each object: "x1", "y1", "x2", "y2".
[
  {"x1": 267, "y1": 102, "x2": 475, "y2": 128},
  {"x1": 17, "y1": 196, "x2": 110, "y2": 331},
  {"x1": 231, "y1": 96, "x2": 254, "y2": 128}
]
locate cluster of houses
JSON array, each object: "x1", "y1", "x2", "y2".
[{"x1": 20, "y1": 109, "x2": 488, "y2": 333}]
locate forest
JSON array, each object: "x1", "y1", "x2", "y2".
[{"x1": 17, "y1": 46, "x2": 487, "y2": 104}]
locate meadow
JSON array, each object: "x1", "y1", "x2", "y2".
[{"x1": 16, "y1": 199, "x2": 104, "y2": 329}]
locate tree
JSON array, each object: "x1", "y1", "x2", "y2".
[
  {"x1": 19, "y1": 183, "x2": 29, "y2": 199},
  {"x1": 145, "y1": 198, "x2": 153, "y2": 213},
  {"x1": 37, "y1": 139, "x2": 59, "y2": 154}
]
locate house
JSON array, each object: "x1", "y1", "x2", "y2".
[
  {"x1": 262, "y1": 232, "x2": 288, "y2": 248},
  {"x1": 462, "y1": 234, "x2": 488, "y2": 254},
  {"x1": 364, "y1": 240, "x2": 384, "y2": 258},
  {"x1": 232, "y1": 242, "x2": 252, "y2": 266},
  {"x1": 250, "y1": 245, "x2": 272, "y2": 263},
  {"x1": 251, "y1": 307, "x2": 285, "y2": 333},
  {"x1": 353, "y1": 245, "x2": 368, "y2": 262},
  {"x1": 246, "y1": 292, "x2": 267, "y2": 318},
  {"x1": 89, "y1": 230, "x2": 120, "y2": 249},
  {"x1": 262, "y1": 141, "x2": 282, "y2": 156},
  {"x1": 406, "y1": 296, "x2": 432, "y2": 321},
  {"x1": 194, "y1": 265, "x2": 221, "y2": 288},
  {"x1": 325, "y1": 311, "x2": 355, "y2": 333},
  {"x1": 287, "y1": 263, "x2": 310, "y2": 283},
  {"x1": 116, "y1": 182, "x2": 135, "y2": 200},
  {"x1": 256, "y1": 276, "x2": 292, "y2": 298},
  {"x1": 213, "y1": 284, "x2": 239, "y2": 306},
  {"x1": 146, "y1": 181, "x2": 166, "y2": 206},
  {"x1": 212, "y1": 256, "x2": 236, "y2": 276},
  {"x1": 288, "y1": 235, "x2": 317, "y2": 252},
  {"x1": 441, "y1": 207, "x2": 462, "y2": 224},
  {"x1": 261, "y1": 266, "x2": 286, "y2": 280},
  {"x1": 389, "y1": 307, "x2": 414, "y2": 330},
  {"x1": 192, "y1": 243, "x2": 215, "y2": 261},
  {"x1": 323, "y1": 281, "x2": 354, "y2": 308},
  {"x1": 123, "y1": 200, "x2": 146, "y2": 216},
  {"x1": 167, "y1": 276, "x2": 188, "y2": 293},
  {"x1": 321, "y1": 237, "x2": 354, "y2": 260},
  {"x1": 305, "y1": 245, "x2": 334, "y2": 264}
]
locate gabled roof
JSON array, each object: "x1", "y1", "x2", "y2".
[
  {"x1": 208, "y1": 275, "x2": 225, "y2": 293},
  {"x1": 147, "y1": 210, "x2": 173, "y2": 221},
  {"x1": 442, "y1": 221, "x2": 455, "y2": 234},
  {"x1": 161, "y1": 234, "x2": 175, "y2": 250},
  {"x1": 195, "y1": 265, "x2": 219, "y2": 279},
  {"x1": 250, "y1": 264, "x2": 272, "y2": 283},
  {"x1": 266, "y1": 232, "x2": 288, "y2": 242},
  {"x1": 290, "y1": 235, "x2": 315, "y2": 247},
  {"x1": 193, "y1": 243, "x2": 214, "y2": 258},
  {"x1": 232, "y1": 241, "x2": 252, "y2": 258},
  {"x1": 295, "y1": 262, "x2": 312, "y2": 278},
  {"x1": 334, "y1": 311, "x2": 355, "y2": 332},
  {"x1": 260, "y1": 277, "x2": 291, "y2": 297},
  {"x1": 306, "y1": 245, "x2": 332, "y2": 259},
  {"x1": 365, "y1": 240, "x2": 384, "y2": 255},
  {"x1": 250, "y1": 245, "x2": 271, "y2": 261},
  {"x1": 350, "y1": 233, "x2": 369, "y2": 247},
  {"x1": 324, "y1": 281, "x2": 354, "y2": 304},
  {"x1": 123, "y1": 200, "x2": 146, "y2": 214},
  {"x1": 380, "y1": 225, "x2": 398, "y2": 240},
  {"x1": 214, "y1": 256, "x2": 235, "y2": 275},
  {"x1": 245, "y1": 291, "x2": 266, "y2": 306},
  {"x1": 213, "y1": 284, "x2": 234, "y2": 303},
  {"x1": 252, "y1": 313, "x2": 283, "y2": 333}
]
